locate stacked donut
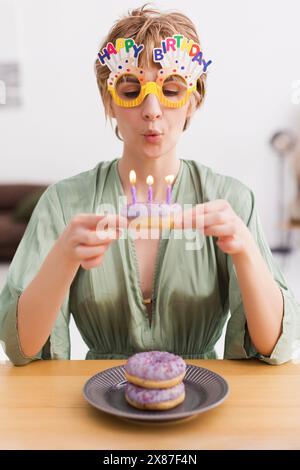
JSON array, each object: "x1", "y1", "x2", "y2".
[
  {"x1": 124, "y1": 351, "x2": 186, "y2": 410},
  {"x1": 121, "y1": 202, "x2": 182, "y2": 230}
]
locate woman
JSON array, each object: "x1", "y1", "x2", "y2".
[{"x1": 0, "y1": 5, "x2": 299, "y2": 366}]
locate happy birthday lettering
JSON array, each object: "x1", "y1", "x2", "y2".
[
  {"x1": 98, "y1": 38, "x2": 144, "y2": 65},
  {"x1": 153, "y1": 35, "x2": 212, "y2": 72}
]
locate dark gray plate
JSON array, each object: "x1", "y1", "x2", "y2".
[{"x1": 83, "y1": 364, "x2": 229, "y2": 422}]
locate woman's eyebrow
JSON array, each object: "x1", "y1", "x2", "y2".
[
  {"x1": 164, "y1": 75, "x2": 183, "y2": 81},
  {"x1": 163, "y1": 75, "x2": 185, "y2": 83},
  {"x1": 119, "y1": 75, "x2": 140, "y2": 83},
  {"x1": 164, "y1": 75, "x2": 175, "y2": 82}
]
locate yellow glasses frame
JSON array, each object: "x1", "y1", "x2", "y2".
[{"x1": 108, "y1": 77, "x2": 196, "y2": 109}]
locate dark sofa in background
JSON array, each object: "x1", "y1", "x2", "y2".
[{"x1": 0, "y1": 184, "x2": 48, "y2": 262}]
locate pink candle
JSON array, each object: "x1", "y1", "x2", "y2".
[
  {"x1": 165, "y1": 175, "x2": 175, "y2": 204},
  {"x1": 146, "y1": 175, "x2": 154, "y2": 203},
  {"x1": 129, "y1": 170, "x2": 137, "y2": 204}
]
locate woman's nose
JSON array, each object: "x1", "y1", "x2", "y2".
[{"x1": 141, "y1": 94, "x2": 162, "y2": 120}]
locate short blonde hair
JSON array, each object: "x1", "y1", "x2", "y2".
[{"x1": 94, "y1": 4, "x2": 207, "y2": 132}]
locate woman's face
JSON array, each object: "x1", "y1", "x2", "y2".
[{"x1": 110, "y1": 66, "x2": 194, "y2": 161}]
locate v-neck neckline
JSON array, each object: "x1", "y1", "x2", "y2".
[{"x1": 113, "y1": 157, "x2": 185, "y2": 328}]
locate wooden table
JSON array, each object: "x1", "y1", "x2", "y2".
[{"x1": 0, "y1": 359, "x2": 299, "y2": 450}]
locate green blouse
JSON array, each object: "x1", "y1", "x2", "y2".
[{"x1": 1, "y1": 158, "x2": 300, "y2": 365}]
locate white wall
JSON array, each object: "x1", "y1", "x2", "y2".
[{"x1": 1, "y1": 0, "x2": 300, "y2": 243}]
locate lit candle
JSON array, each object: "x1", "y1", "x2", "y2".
[
  {"x1": 165, "y1": 174, "x2": 175, "y2": 204},
  {"x1": 146, "y1": 175, "x2": 154, "y2": 203},
  {"x1": 129, "y1": 170, "x2": 137, "y2": 204}
]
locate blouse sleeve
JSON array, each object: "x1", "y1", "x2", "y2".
[
  {"x1": 0, "y1": 185, "x2": 71, "y2": 366},
  {"x1": 224, "y1": 189, "x2": 300, "y2": 365}
]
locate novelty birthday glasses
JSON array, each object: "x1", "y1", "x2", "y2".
[
  {"x1": 97, "y1": 36, "x2": 212, "y2": 108},
  {"x1": 112, "y1": 73, "x2": 191, "y2": 109}
]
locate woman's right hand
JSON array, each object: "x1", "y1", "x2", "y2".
[{"x1": 57, "y1": 213, "x2": 128, "y2": 270}]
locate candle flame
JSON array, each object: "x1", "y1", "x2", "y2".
[
  {"x1": 146, "y1": 175, "x2": 154, "y2": 185},
  {"x1": 165, "y1": 174, "x2": 175, "y2": 185},
  {"x1": 129, "y1": 170, "x2": 136, "y2": 185}
]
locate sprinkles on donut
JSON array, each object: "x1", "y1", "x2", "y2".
[{"x1": 124, "y1": 351, "x2": 186, "y2": 410}]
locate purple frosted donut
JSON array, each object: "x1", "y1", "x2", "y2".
[
  {"x1": 125, "y1": 382, "x2": 185, "y2": 410},
  {"x1": 124, "y1": 351, "x2": 186, "y2": 389},
  {"x1": 121, "y1": 202, "x2": 182, "y2": 220}
]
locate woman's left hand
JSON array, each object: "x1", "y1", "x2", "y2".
[{"x1": 181, "y1": 199, "x2": 254, "y2": 256}]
